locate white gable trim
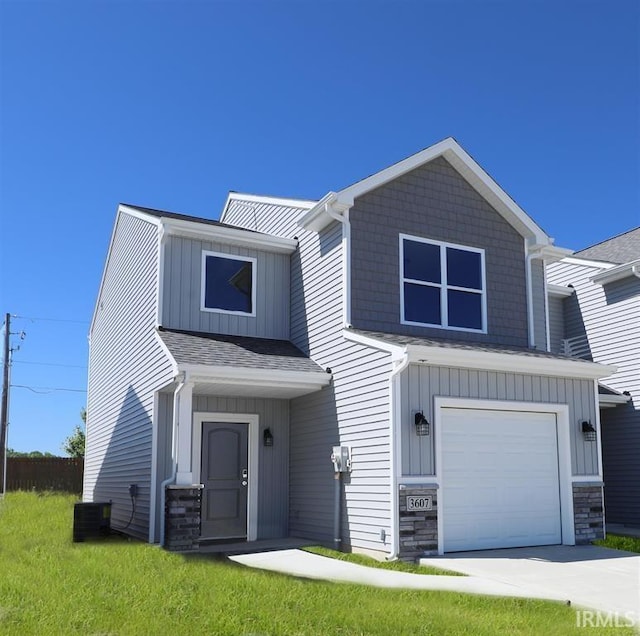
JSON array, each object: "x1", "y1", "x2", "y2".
[
  {"x1": 299, "y1": 138, "x2": 551, "y2": 245},
  {"x1": 590, "y1": 259, "x2": 640, "y2": 286}
]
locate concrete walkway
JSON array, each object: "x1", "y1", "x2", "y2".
[{"x1": 230, "y1": 545, "x2": 639, "y2": 624}]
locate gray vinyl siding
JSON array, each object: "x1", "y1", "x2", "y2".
[
  {"x1": 400, "y1": 364, "x2": 599, "y2": 476},
  {"x1": 161, "y1": 235, "x2": 290, "y2": 338},
  {"x1": 531, "y1": 260, "x2": 547, "y2": 349},
  {"x1": 349, "y1": 156, "x2": 529, "y2": 347},
  {"x1": 191, "y1": 395, "x2": 290, "y2": 539},
  {"x1": 547, "y1": 260, "x2": 640, "y2": 393},
  {"x1": 85, "y1": 211, "x2": 174, "y2": 540},
  {"x1": 548, "y1": 295, "x2": 566, "y2": 354},
  {"x1": 548, "y1": 258, "x2": 640, "y2": 526},
  {"x1": 288, "y1": 220, "x2": 395, "y2": 553},
  {"x1": 223, "y1": 199, "x2": 308, "y2": 238},
  {"x1": 601, "y1": 401, "x2": 640, "y2": 525}
]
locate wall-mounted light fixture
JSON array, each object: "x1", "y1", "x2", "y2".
[
  {"x1": 581, "y1": 420, "x2": 596, "y2": 442},
  {"x1": 414, "y1": 411, "x2": 430, "y2": 436},
  {"x1": 263, "y1": 428, "x2": 274, "y2": 447}
]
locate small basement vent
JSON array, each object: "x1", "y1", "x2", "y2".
[{"x1": 73, "y1": 502, "x2": 112, "y2": 542}]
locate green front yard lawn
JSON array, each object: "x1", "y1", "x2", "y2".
[{"x1": 0, "y1": 492, "x2": 632, "y2": 635}]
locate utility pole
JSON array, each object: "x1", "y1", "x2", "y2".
[{"x1": 0, "y1": 313, "x2": 10, "y2": 496}]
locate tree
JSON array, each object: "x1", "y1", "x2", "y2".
[
  {"x1": 63, "y1": 409, "x2": 86, "y2": 458},
  {"x1": 7, "y1": 448, "x2": 57, "y2": 458}
]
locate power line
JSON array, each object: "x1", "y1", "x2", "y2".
[
  {"x1": 11, "y1": 384, "x2": 87, "y2": 394},
  {"x1": 13, "y1": 315, "x2": 89, "y2": 325},
  {"x1": 12, "y1": 360, "x2": 87, "y2": 369}
]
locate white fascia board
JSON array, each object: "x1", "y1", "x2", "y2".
[
  {"x1": 90, "y1": 206, "x2": 162, "y2": 337},
  {"x1": 548, "y1": 283, "x2": 575, "y2": 298},
  {"x1": 220, "y1": 192, "x2": 316, "y2": 223},
  {"x1": 178, "y1": 363, "x2": 331, "y2": 390},
  {"x1": 343, "y1": 329, "x2": 407, "y2": 361},
  {"x1": 406, "y1": 345, "x2": 617, "y2": 380},
  {"x1": 590, "y1": 259, "x2": 640, "y2": 285},
  {"x1": 153, "y1": 331, "x2": 179, "y2": 376},
  {"x1": 162, "y1": 218, "x2": 297, "y2": 254},
  {"x1": 297, "y1": 192, "x2": 341, "y2": 231},
  {"x1": 527, "y1": 244, "x2": 573, "y2": 261},
  {"x1": 562, "y1": 256, "x2": 616, "y2": 270},
  {"x1": 598, "y1": 394, "x2": 631, "y2": 408},
  {"x1": 300, "y1": 138, "x2": 551, "y2": 243}
]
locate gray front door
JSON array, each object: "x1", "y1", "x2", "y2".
[{"x1": 200, "y1": 422, "x2": 249, "y2": 539}]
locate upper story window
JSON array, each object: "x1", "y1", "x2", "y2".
[
  {"x1": 201, "y1": 251, "x2": 257, "y2": 316},
  {"x1": 400, "y1": 234, "x2": 486, "y2": 332}
]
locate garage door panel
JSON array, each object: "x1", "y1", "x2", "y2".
[{"x1": 442, "y1": 408, "x2": 562, "y2": 552}]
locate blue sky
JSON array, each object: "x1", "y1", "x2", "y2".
[{"x1": 0, "y1": 0, "x2": 638, "y2": 454}]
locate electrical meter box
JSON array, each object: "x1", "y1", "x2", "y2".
[{"x1": 331, "y1": 446, "x2": 351, "y2": 473}]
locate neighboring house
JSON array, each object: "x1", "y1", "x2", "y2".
[
  {"x1": 85, "y1": 138, "x2": 614, "y2": 559},
  {"x1": 547, "y1": 228, "x2": 640, "y2": 528}
]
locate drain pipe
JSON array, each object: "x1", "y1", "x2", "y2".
[
  {"x1": 386, "y1": 349, "x2": 410, "y2": 561},
  {"x1": 333, "y1": 470, "x2": 342, "y2": 551},
  {"x1": 159, "y1": 373, "x2": 186, "y2": 547}
]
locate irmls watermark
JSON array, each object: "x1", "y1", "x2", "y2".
[{"x1": 576, "y1": 610, "x2": 638, "y2": 629}]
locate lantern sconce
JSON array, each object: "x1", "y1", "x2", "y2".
[
  {"x1": 414, "y1": 411, "x2": 430, "y2": 436},
  {"x1": 263, "y1": 428, "x2": 274, "y2": 447},
  {"x1": 581, "y1": 420, "x2": 596, "y2": 442}
]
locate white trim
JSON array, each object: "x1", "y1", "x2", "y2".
[
  {"x1": 407, "y1": 345, "x2": 615, "y2": 379},
  {"x1": 598, "y1": 394, "x2": 631, "y2": 408},
  {"x1": 299, "y1": 138, "x2": 551, "y2": 244},
  {"x1": 399, "y1": 477, "x2": 439, "y2": 486},
  {"x1": 118, "y1": 204, "x2": 164, "y2": 226},
  {"x1": 343, "y1": 329, "x2": 407, "y2": 360},
  {"x1": 389, "y1": 351, "x2": 410, "y2": 560},
  {"x1": 155, "y1": 225, "x2": 166, "y2": 328},
  {"x1": 433, "y1": 397, "x2": 574, "y2": 555},
  {"x1": 164, "y1": 218, "x2": 297, "y2": 254},
  {"x1": 399, "y1": 234, "x2": 487, "y2": 333},
  {"x1": 153, "y1": 331, "x2": 179, "y2": 376},
  {"x1": 571, "y1": 476, "x2": 604, "y2": 484},
  {"x1": 590, "y1": 259, "x2": 640, "y2": 285},
  {"x1": 149, "y1": 391, "x2": 160, "y2": 543},
  {"x1": 179, "y1": 363, "x2": 331, "y2": 392},
  {"x1": 563, "y1": 256, "x2": 616, "y2": 269},
  {"x1": 200, "y1": 251, "x2": 258, "y2": 317},
  {"x1": 192, "y1": 412, "x2": 259, "y2": 542},
  {"x1": 543, "y1": 263, "x2": 551, "y2": 352},
  {"x1": 594, "y1": 379, "x2": 604, "y2": 481},
  {"x1": 548, "y1": 283, "x2": 575, "y2": 298}
]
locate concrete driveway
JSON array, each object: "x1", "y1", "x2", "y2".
[{"x1": 420, "y1": 545, "x2": 639, "y2": 626}]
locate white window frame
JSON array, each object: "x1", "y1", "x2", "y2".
[
  {"x1": 399, "y1": 234, "x2": 487, "y2": 333},
  {"x1": 200, "y1": 250, "x2": 257, "y2": 317}
]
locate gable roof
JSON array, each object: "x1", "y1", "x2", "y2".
[
  {"x1": 298, "y1": 137, "x2": 553, "y2": 247},
  {"x1": 574, "y1": 227, "x2": 640, "y2": 264}
]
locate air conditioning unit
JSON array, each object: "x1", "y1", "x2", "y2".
[{"x1": 73, "y1": 502, "x2": 112, "y2": 542}]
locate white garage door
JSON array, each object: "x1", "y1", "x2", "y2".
[{"x1": 442, "y1": 408, "x2": 562, "y2": 552}]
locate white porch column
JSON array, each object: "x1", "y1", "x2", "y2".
[{"x1": 175, "y1": 381, "x2": 194, "y2": 485}]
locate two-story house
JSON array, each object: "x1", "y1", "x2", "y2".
[
  {"x1": 85, "y1": 138, "x2": 614, "y2": 559},
  {"x1": 547, "y1": 228, "x2": 640, "y2": 529}
]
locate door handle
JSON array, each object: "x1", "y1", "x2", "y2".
[{"x1": 242, "y1": 469, "x2": 248, "y2": 479}]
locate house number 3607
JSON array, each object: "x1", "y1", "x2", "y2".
[{"x1": 406, "y1": 496, "x2": 432, "y2": 511}]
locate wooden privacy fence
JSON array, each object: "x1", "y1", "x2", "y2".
[{"x1": 6, "y1": 457, "x2": 84, "y2": 493}]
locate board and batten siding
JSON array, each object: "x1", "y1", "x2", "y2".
[
  {"x1": 161, "y1": 235, "x2": 290, "y2": 339},
  {"x1": 400, "y1": 364, "x2": 600, "y2": 476},
  {"x1": 85, "y1": 211, "x2": 174, "y2": 540},
  {"x1": 191, "y1": 396, "x2": 290, "y2": 539},
  {"x1": 348, "y1": 156, "x2": 530, "y2": 347}
]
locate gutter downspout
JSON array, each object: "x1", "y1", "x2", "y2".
[
  {"x1": 325, "y1": 201, "x2": 352, "y2": 327},
  {"x1": 386, "y1": 350, "x2": 410, "y2": 561},
  {"x1": 159, "y1": 373, "x2": 186, "y2": 547}
]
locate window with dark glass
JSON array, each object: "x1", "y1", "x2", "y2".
[
  {"x1": 400, "y1": 235, "x2": 485, "y2": 331},
  {"x1": 201, "y1": 251, "x2": 256, "y2": 315}
]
